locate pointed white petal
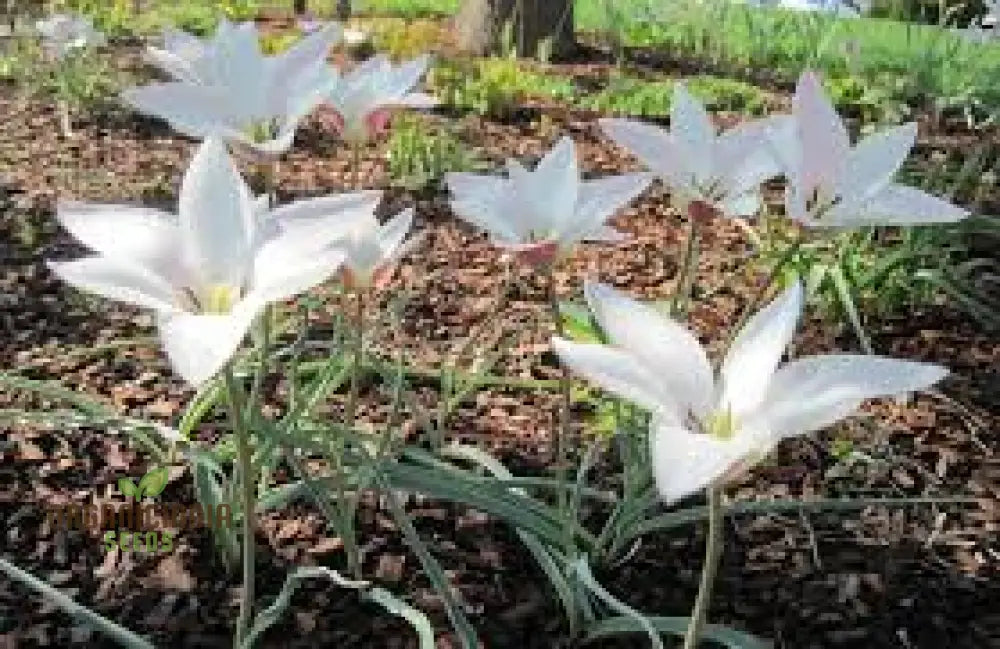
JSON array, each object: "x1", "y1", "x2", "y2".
[
  {"x1": 561, "y1": 173, "x2": 653, "y2": 245},
  {"x1": 650, "y1": 420, "x2": 755, "y2": 504},
  {"x1": 386, "y1": 54, "x2": 431, "y2": 100},
  {"x1": 56, "y1": 202, "x2": 178, "y2": 264},
  {"x1": 720, "y1": 281, "x2": 804, "y2": 416},
  {"x1": 122, "y1": 83, "x2": 242, "y2": 138},
  {"x1": 599, "y1": 118, "x2": 687, "y2": 189},
  {"x1": 551, "y1": 337, "x2": 672, "y2": 416},
  {"x1": 445, "y1": 171, "x2": 522, "y2": 243},
  {"x1": 49, "y1": 257, "x2": 177, "y2": 312},
  {"x1": 156, "y1": 298, "x2": 261, "y2": 386},
  {"x1": 249, "y1": 246, "x2": 347, "y2": 303},
  {"x1": 755, "y1": 354, "x2": 948, "y2": 439},
  {"x1": 532, "y1": 137, "x2": 580, "y2": 233},
  {"x1": 376, "y1": 209, "x2": 414, "y2": 259},
  {"x1": 793, "y1": 70, "x2": 849, "y2": 192},
  {"x1": 178, "y1": 138, "x2": 256, "y2": 288},
  {"x1": 671, "y1": 84, "x2": 715, "y2": 183},
  {"x1": 836, "y1": 122, "x2": 916, "y2": 199},
  {"x1": 827, "y1": 183, "x2": 969, "y2": 226},
  {"x1": 584, "y1": 281, "x2": 714, "y2": 417}
]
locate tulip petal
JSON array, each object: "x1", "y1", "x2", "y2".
[
  {"x1": 836, "y1": 122, "x2": 916, "y2": 200},
  {"x1": 551, "y1": 337, "x2": 672, "y2": 416},
  {"x1": 832, "y1": 183, "x2": 969, "y2": 226},
  {"x1": 754, "y1": 354, "x2": 948, "y2": 440},
  {"x1": 445, "y1": 172, "x2": 521, "y2": 244},
  {"x1": 793, "y1": 70, "x2": 849, "y2": 192},
  {"x1": 563, "y1": 172, "x2": 653, "y2": 245},
  {"x1": 49, "y1": 257, "x2": 177, "y2": 312},
  {"x1": 650, "y1": 420, "x2": 756, "y2": 504},
  {"x1": 720, "y1": 281, "x2": 803, "y2": 417},
  {"x1": 583, "y1": 281, "x2": 714, "y2": 418},
  {"x1": 532, "y1": 137, "x2": 580, "y2": 234},
  {"x1": 122, "y1": 83, "x2": 244, "y2": 137},
  {"x1": 599, "y1": 118, "x2": 687, "y2": 189},
  {"x1": 249, "y1": 246, "x2": 347, "y2": 303},
  {"x1": 178, "y1": 139, "x2": 256, "y2": 288},
  {"x1": 671, "y1": 84, "x2": 715, "y2": 183},
  {"x1": 56, "y1": 202, "x2": 179, "y2": 267},
  {"x1": 157, "y1": 297, "x2": 261, "y2": 386}
]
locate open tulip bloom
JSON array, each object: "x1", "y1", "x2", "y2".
[
  {"x1": 552, "y1": 281, "x2": 948, "y2": 504},
  {"x1": 336, "y1": 205, "x2": 418, "y2": 289},
  {"x1": 323, "y1": 54, "x2": 437, "y2": 143},
  {"x1": 48, "y1": 138, "x2": 382, "y2": 386},
  {"x1": 446, "y1": 137, "x2": 654, "y2": 265},
  {"x1": 36, "y1": 12, "x2": 105, "y2": 59},
  {"x1": 771, "y1": 71, "x2": 969, "y2": 226},
  {"x1": 126, "y1": 20, "x2": 341, "y2": 154},
  {"x1": 599, "y1": 84, "x2": 782, "y2": 218}
]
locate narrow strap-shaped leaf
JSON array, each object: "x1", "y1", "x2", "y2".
[
  {"x1": 239, "y1": 566, "x2": 370, "y2": 649},
  {"x1": 366, "y1": 587, "x2": 436, "y2": 649},
  {"x1": 377, "y1": 473, "x2": 479, "y2": 649},
  {"x1": 574, "y1": 559, "x2": 663, "y2": 649},
  {"x1": 584, "y1": 615, "x2": 771, "y2": 649},
  {"x1": 0, "y1": 558, "x2": 156, "y2": 649}
]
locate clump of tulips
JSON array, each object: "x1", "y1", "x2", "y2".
[{"x1": 1, "y1": 13, "x2": 970, "y2": 649}]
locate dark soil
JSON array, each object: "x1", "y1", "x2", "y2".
[{"x1": 0, "y1": 19, "x2": 998, "y2": 649}]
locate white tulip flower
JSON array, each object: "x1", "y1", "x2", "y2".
[
  {"x1": 600, "y1": 84, "x2": 783, "y2": 218},
  {"x1": 48, "y1": 138, "x2": 376, "y2": 386},
  {"x1": 324, "y1": 54, "x2": 437, "y2": 143},
  {"x1": 335, "y1": 207, "x2": 418, "y2": 290},
  {"x1": 36, "y1": 13, "x2": 105, "y2": 58},
  {"x1": 445, "y1": 137, "x2": 654, "y2": 266},
  {"x1": 770, "y1": 70, "x2": 969, "y2": 226},
  {"x1": 126, "y1": 20, "x2": 341, "y2": 154},
  {"x1": 552, "y1": 280, "x2": 948, "y2": 503}
]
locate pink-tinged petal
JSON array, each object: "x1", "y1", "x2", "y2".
[
  {"x1": 505, "y1": 240, "x2": 560, "y2": 267},
  {"x1": 720, "y1": 281, "x2": 804, "y2": 417},
  {"x1": 583, "y1": 281, "x2": 714, "y2": 418},
  {"x1": 365, "y1": 108, "x2": 393, "y2": 139}
]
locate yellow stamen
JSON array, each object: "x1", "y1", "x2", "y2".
[
  {"x1": 703, "y1": 408, "x2": 737, "y2": 440},
  {"x1": 200, "y1": 285, "x2": 238, "y2": 315}
]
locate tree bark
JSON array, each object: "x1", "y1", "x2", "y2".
[
  {"x1": 292, "y1": 0, "x2": 307, "y2": 15},
  {"x1": 455, "y1": 0, "x2": 574, "y2": 60},
  {"x1": 337, "y1": 0, "x2": 352, "y2": 21}
]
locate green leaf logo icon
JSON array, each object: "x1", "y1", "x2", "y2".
[
  {"x1": 118, "y1": 477, "x2": 140, "y2": 499},
  {"x1": 138, "y1": 467, "x2": 170, "y2": 499}
]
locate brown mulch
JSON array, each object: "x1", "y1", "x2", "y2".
[{"x1": 0, "y1": 38, "x2": 998, "y2": 649}]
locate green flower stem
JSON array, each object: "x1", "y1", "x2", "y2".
[
  {"x1": 352, "y1": 142, "x2": 364, "y2": 189},
  {"x1": 338, "y1": 288, "x2": 367, "y2": 579},
  {"x1": 682, "y1": 486, "x2": 724, "y2": 649},
  {"x1": 545, "y1": 264, "x2": 574, "y2": 557},
  {"x1": 223, "y1": 366, "x2": 255, "y2": 649},
  {"x1": 670, "y1": 205, "x2": 702, "y2": 318}
]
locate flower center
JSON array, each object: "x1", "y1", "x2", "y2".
[
  {"x1": 244, "y1": 119, "x2": 280, "y2": 144},
  {"x1": 199, "y1": 284, "x2": 239, "y2": 315},
  {"x1": 702, "y1": 407, "x2": 738, "y2": 440}
]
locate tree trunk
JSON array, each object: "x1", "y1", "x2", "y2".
[
  {"x1": 292, "y1": 0, "x2": 307, "y2": 15},
  {"x1": 455, "y1": 0, "x2": 574, "y2": 60},
  {"x1": 337, "y1": 0, "x2": 352, "y2": 21}
]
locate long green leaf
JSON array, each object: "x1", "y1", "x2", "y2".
[
  {"x1": 378, "y1": 475, "x2": 479, "y2": 649},
  {"x1": 575, "y1": 559, "x2": 663, "y2": 649},
  {"x1": 0, "y1": 558, "x2": 156, "y2": 649},
  {"x1": 584, "y1": 615, "x2": 771, "y2": 649},
  {"x1": 240, "y1": 566, "x2": 369, "y2": 649}
]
